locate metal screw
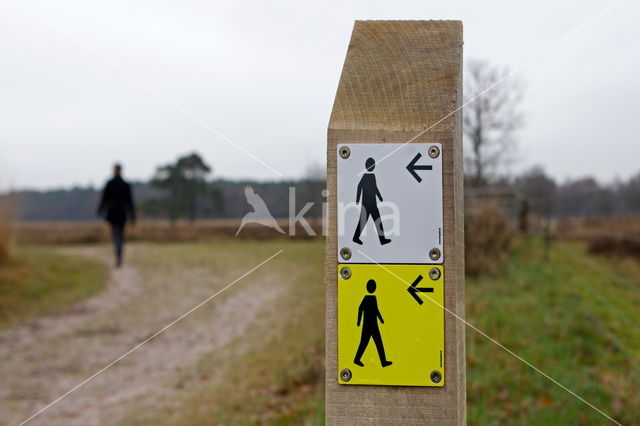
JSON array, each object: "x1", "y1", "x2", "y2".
[
  {"x1": 428, "y1": 145, "x2": 440, "y2": 159},
  {"x1": 340, "y1": 247, "x2": 352, "y2": 261},
  {"x1": 430, "y1": 370, "x2": 442, "y2": 384},
  {"x1": 429, "y1": 248, "x2": 441, "y2": 261},
  {"x1": 340, "y1": 368, "x2": 352, "y2": 382},
  {"x1": 339, "y1": 146, "x2": 351, "y2": 159},
  {"x1": 429, "y1": 267, "x2": 441, "y2": 281},
  {"x1": 340, "y1": 267, "x2": 352, "y2": 280}
]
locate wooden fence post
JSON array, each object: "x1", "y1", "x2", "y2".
[{"x1": 325, "y1": 20, "x2": 465, "y2": 424}]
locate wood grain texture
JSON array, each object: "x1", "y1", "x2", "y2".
[{"x1": 325, "y1": 21, "x2": 465, "y2": 425}]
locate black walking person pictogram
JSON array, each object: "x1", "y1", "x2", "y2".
[
  {"x1": 352, "y1": 157, "x2": 391, "y2": 245},
  {"x1": 354, "y1": 279, "x2": 392, "y2": 367}
]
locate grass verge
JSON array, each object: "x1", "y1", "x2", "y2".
[
  {"x1": 0, "y1": 246, "x2": 108, "y2": 327},
  {"x1": 466, "y1": 237, "x2": 640, "y2": 425}
]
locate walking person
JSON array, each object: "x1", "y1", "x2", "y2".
[
  {"x1": 353, "y1": 279, "x2": 392, "y2": 367},
  {"x1": 97, "y1": 163, "x2": 136, "y2": 267},
  {"x1": 352, "y1": 157, "x2": 391, "y2": 245}
]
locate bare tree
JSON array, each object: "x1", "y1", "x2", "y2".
[{"x1": 464, "y1": 60, "x2": 524, "y2": 185}]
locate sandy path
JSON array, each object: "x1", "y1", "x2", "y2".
[{"x1": 0, "y1": 246, "x2": 283, "y2": 426}]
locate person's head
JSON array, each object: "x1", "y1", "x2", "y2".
[
  {"x1": 365, "y1": 157, "x2": 375, "y2": 172},
  {"x1": 366, "y1": 279, "x2": 376, "y2": 293},
  {"x1": 113, "y1": 163, "x2": 122, "y2": 177}
]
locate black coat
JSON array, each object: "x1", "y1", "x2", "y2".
[{"x1": 97, "y1": 176, "x2": 136, "y2": 225}]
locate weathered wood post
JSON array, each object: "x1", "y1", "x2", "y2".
[{"x1": 325, "y1": 21, "x2": 465, "y2": 424}]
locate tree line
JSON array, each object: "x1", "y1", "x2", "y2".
[
  {"x1": 8, "y1": 162, "x2": 639, "y2": 222},
  {"x1": 10, "y1": 152, "x2": 325, "y2": 222}
]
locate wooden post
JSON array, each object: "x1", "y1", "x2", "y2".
[{"x1": 325, "y1": 21, "x2": 465, "y2": 424}]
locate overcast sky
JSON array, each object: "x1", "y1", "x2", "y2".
[{"x1": 1, "y1": 0, "x2": 638, "y2": 190}]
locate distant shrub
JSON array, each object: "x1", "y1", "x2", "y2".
[
  {"x1": 0, "y1": 195, "x2": 16, "y2": 264},
  {"x1": 587, "y1": 235, "x2": 640, "y2": 259},
  {"x1": 465, "y1": 207, "x2": 513, "y2": 276}
]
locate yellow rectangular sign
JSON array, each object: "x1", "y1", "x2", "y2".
[{"x1": 338, "y1": 264, "x2": 444, "y2": 386}]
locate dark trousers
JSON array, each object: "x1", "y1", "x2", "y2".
[
  {"x1": 110, "y1": 222, "x2": 125, "y2": 266},
  {"x1": 354, "y1": 326, "x2": 388, "y2": 364},
  {"x1": 353, "y1": 204, "x2": 387, "y2": 242}
]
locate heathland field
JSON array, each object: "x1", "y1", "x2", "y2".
[{"x1": 0, "y1": 237, "x2": 638, "y2": 425}]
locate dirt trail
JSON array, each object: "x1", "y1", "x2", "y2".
[{"x1": 0, "y1": 246, "x2": 283, "y2": 426}]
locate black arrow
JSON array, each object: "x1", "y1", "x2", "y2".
[
  {"x1": 407, "y1": 274, "x2": 434, "y2": 305},
  {"x1": 406, "y1": 153, "x2": 433, "y2": 183}
]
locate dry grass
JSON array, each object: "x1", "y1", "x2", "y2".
[
  {"x1": 555, "y1": 215, "x2": 640, "y2": 259},
  {"x1": 557, "y1": 215, "x2": 640, "y2": 240},
  {"x1": 465, "y1": 207, "x2": 513, "y2": 276},
  {"x1": 14, "y1": 218, "x2": 323, "y2": 245}
]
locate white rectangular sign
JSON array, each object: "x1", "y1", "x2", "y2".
[{"x1": 337, "y1": 143, "x2": 443, "y2": 264}]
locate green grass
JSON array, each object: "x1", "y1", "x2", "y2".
[
  {"x1": 466, "y1": 237, "x2": 640, "y2": 425},
  {"x1": 0, "y1": 246, "x2": 108, "y2": 327},
  {"x1": 117, "y1": 237, "x2": 639, "y2": 425}
]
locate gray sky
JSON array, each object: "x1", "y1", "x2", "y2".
[{"x1": 1, "y1": 0, "x2": 638, "y2": 190}]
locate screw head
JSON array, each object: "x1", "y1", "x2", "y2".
[
  {"x1": 340, "y1": 267, "x2": 352, "y2": 280},
  {"x1": 340, "y1": 247, "x2": 352, "y2": 261},
  {"x1": 428, "y1": 145, "x2": 440, "y2": 159},
  {"x1": 430, "y1": 370, "x2": 442, "y2": 384},
  {"x1": 429, "y1": 248, "x2": 441, "y2": 261},
  {"x1": 339, "y1": 146, "x2": 351, "y2": 159},
  {"x1": 429, "y1": 267, "x2": 441, "y2": 281},
  {"x1": 340, "y1": 368, "x2": 352, "y2": 382}
]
